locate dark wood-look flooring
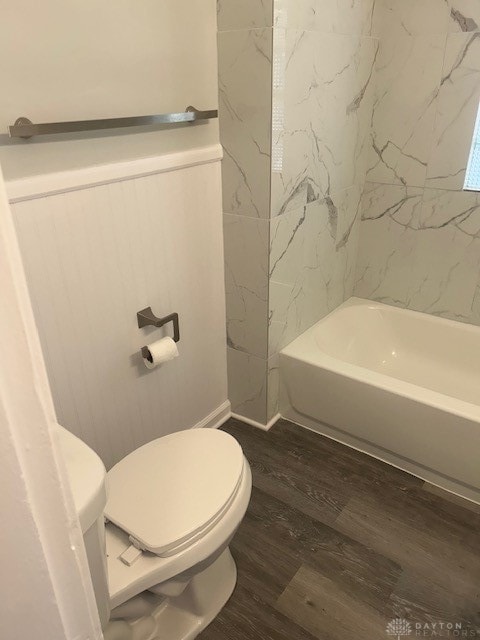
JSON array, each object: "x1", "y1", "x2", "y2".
[{"x1": 199, "y1": 418, "x2": 480, "y2": 640}]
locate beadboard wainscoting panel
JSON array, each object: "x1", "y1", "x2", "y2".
[{"x1": 12, "y1": 149, "x2": 228, "y2": 469}]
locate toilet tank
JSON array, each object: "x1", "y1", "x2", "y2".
[{"x1": 55, "y1": 425, "x2": 110, "y2": 628}]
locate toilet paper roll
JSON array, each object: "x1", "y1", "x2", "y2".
[{"x1": 143, "y1": 337, "x2": 179, "y2": 370}]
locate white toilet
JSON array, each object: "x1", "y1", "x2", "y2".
[{"x1": 57, "y1": 424, "x2": 252, "y2": 640}]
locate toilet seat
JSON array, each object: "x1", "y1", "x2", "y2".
[
  {"x1": 106, "y1": 459, "x2": 252, "y2": 610},
  {"x1": 105, "y1": 429, "x2": 245, "y2": 557}
]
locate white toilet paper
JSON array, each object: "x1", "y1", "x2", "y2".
[{"x1": 143, "y1": 337, "x2": 179, "y2": 369}]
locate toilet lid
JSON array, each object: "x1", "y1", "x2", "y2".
[{"x1": 104, "y1": 429, "x2": 244, "y2": 556}]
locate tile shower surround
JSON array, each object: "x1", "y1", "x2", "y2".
[
  {"x1": 355, "y1": 1, "x2": 480, "y2": 325},
  {"x1": 218, "y1": 0, "x2": 480, "y2": 424}
]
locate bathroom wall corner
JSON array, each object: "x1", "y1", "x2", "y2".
[
  {"x1": 218, "y1": 0, "x2": 274, "y2": 426},
  {"x1": 227, "y1": 347, "x2": 268, "y2": 425}
]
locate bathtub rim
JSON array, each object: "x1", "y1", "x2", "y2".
[{"x1": 280, "y1": 297, "x2": 480, "y2": 426}]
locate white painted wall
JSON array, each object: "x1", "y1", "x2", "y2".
[
  {"x1": 0, "y1": 163, "x2": 101, "y2": 640},
  {"x1": 0, "y1": 0, "x2": 219, "y2": 180},
  {"x1": 10, "y1": 148, "x2": 228, "y2": 469},
  {"x1": 0, "y1": 0, "x2": 227, "y2": 468}
]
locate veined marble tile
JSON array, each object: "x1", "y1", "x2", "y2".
[
  {"x1": 217, "y1": 0, "x2": 273, "y2": 31},
  {"x1": 218, "y1": 28, "x2": 272, "y2": 218},
  {"x1": 367, "y1": 33, "x2": 445, "y2": 188},
  {"x1": 335, "y1": 184, "x2": 363, "y2": 300},
  {"x1": 269, "y1": 187, "x2": 362, "y2": 354},
  {"x1": 418, "y1": 188, "x2": 480, "y2": 236},
  {"x1": 360, "y1": 182, "x2": 424, "y2": 226},
  {"x1": 414, "y1": 189, "x2": 480, "y2": 324},
  {"x1": 271, "y1": 28, "x2": 377, "y2": 217},
  {"x1": 407, "y1": 229, "x2": 480, "y2": 321},
  {"x1": 355, "y1": 183, "x2": 424, "y2": 306},
  {"x1": 426, "y1": 33, "x2": 480, "y2": 191},
  {"x1": 274, "y1": 0, "x2": 375, "y2": 35},
  {"x1": 227, "y1": 347, "x2": 267, "y2": 424},
  {"x1": 372, "y1": 0, "x2": 450, "y2": 37},
  {"x1": 269, "y1": 202, "x2": 332, "y2": 353},
  {"x1": 355, "y1": 183, "x2": 480, "y2": 322},
  {"x1": 448, "y1": 0, "x2": 480, "y2": 32},
  {"x1": 267, "y1": 353, "x2": 280, "y2": 421},
  {"x1": 269, "y1": 280, "x2": 309, "y2": 355},
  {"x1": 223, "y1": 214, "x2": 269, "y2": 359},
  {"x1": 270, "y1": 202, "x2": 310, "y2": 288},
  {"x1": 351, "y1": 38, "x2": 379, "y2": 190}
]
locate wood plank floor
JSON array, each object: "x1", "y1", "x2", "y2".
[{"x1": 199, "y1": 418, "x2": 480, "y2": 640}]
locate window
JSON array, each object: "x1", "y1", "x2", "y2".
[{"x1": 464, "y1": 101, "x2": 480, "y2": 191}]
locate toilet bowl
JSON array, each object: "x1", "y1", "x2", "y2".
[{"x1": 57, "y1": 425, "x2": 252, "y2": 640}]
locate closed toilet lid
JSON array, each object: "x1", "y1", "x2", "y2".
[{"x1": 104, "y1": 429, "x2": 244, "y2": 556}]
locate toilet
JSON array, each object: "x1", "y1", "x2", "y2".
[{"x1": 57, "y1": 424, "x2": 252, "y2": 640}]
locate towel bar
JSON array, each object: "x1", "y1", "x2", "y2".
[{"x1": 9, "y1": 106, "x2": 217, "y2": 139}]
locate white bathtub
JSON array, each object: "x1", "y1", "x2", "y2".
[{"x1": 280, "y1": 297, "x2": 480, "y2": 503}]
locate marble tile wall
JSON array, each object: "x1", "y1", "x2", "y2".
[
  {"x1": 220, "y1": 0, "x2": 480, "y2": 424},
  {"x1": 218, "y1": 2, "x2": 273, "y2": 424},
  {"x1": 218, "y1": 0, "x2": 380, "y2": 424},
  {"x1": 268, "y1": 1, "x2": 378, "y2": 416},
  {"x1": 355, "y1": 0, "x2": 480, "y2": 325}
]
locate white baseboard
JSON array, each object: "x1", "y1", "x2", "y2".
[
  {"x1": 230, "y1": 412, "x2": 280, "y2": 432},
  {"x1": 193, "y1": 403, "x2": 282, "y2": 433},
  {"x1": 194, "y1": 400, "x2": 231, "y2": 431}
]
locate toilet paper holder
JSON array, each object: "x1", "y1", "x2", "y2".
[{"x1": 137, "y1": 306, "x2": 180, "y2": 349}]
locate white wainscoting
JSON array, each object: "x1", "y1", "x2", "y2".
[{"x1": 11, "y1": 145, "x2": 228, "y2": 469}]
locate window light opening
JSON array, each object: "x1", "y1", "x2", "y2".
[{"x1": 464, "y1": 101, "x2": 480, "y2": 191}]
